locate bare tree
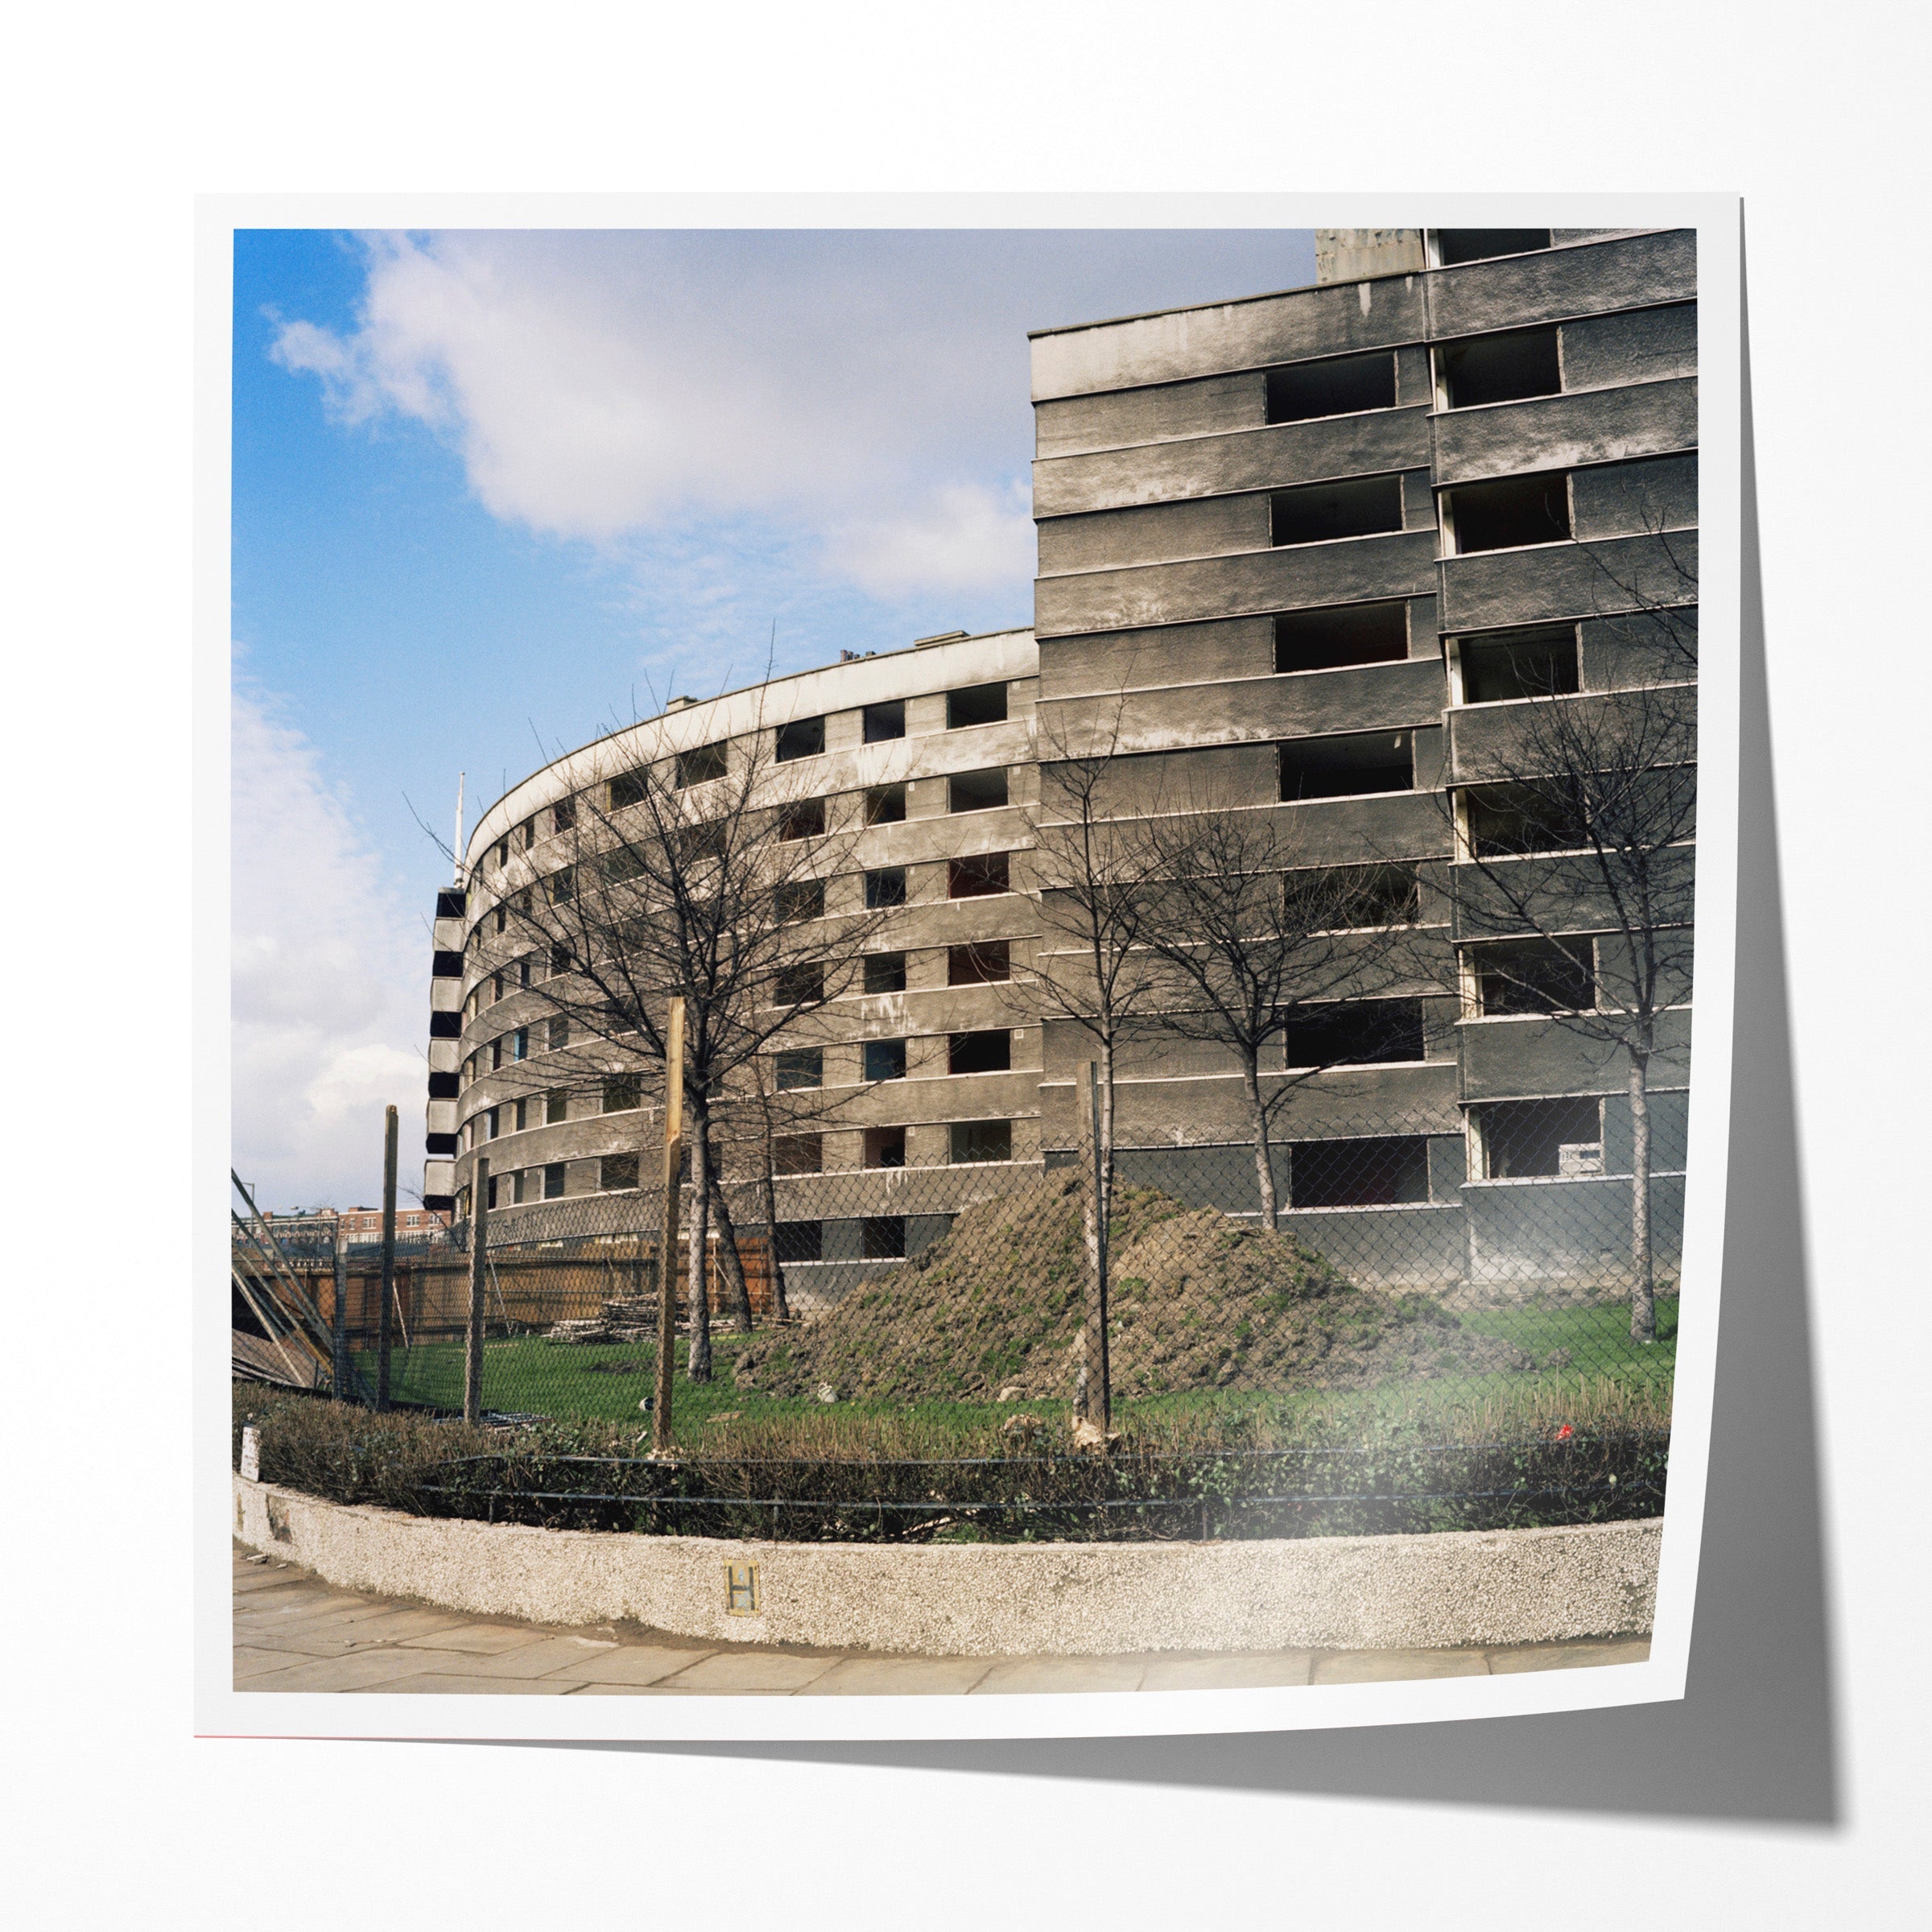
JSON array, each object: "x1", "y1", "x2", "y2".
[
  {"x1": 1443, "y1": 538, "x2": 1697, "y2": 1343},
  {"x1": 461, "y1": 717, "x2": 886, "y2": 1380}
]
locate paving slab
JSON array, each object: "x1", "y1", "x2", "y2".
[
  {"x1": 654, "y1": 1651, "x2": 839, "y2": 1692},
  {"x1": 347, "y1": 1674, "x2": 585, "y2": 1695},
  {"x1": 1311, "y1": 1648, "x2": 1491, "y2": 1683},
  {"x1": 798, "y1": 1656, "x2": 997, "y2": 1696},
  {"x1": 398, "y1": 1624, "x2": 564, "y2": 1657},
  {"x1": 412, "y1": 1635, "x2": 621, "y2": 1680},
  {"x1": 284, "y1": 1607, "x2": 478, "y2": 1646},
  {"x1": 548, "y1": 1646, "x2": 720, "y2": 1686},
  {"x1": 1138, "y1": 1651, "x2": 1317, "y2": 1691},
  {"x1": 1486, "y1": 1637, "x2": 1651, "y2": 1674},
  {"x1": 237, "y1": 1648, "x2": 454, "y2": 1694},
  {"x1": 970, "y1": 1657, "x2": 1149, "y2": 1695},
  {"x1": 233, "y1": 1645, "x2": 320, "y2": 1682}
]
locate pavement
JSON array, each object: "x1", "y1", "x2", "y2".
[{"x1": 233, "y1": 1544, "x2": 1650, "y2": 1695}]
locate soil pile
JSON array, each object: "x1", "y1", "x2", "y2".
[{"x1": 732, "y1": 1170, "x2": 1532, "y2": 1403}]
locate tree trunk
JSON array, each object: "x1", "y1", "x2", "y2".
[
  {"x1": 1628, "y1": 1051, "x2": 1656, "y2": 1344},
  {"x1": 686, "y1": 1113, "x2": 713, "y2": 1381},
  {"x1": 708, "y1": 1162, "x2": 756, "y2": 1333},
  {"x1": 760, "y1": 1137, "x2": 791, "y2": 1323},
  {"x1": 1242, "y1": 1059, "x2": 1279, "y2": 1233}
]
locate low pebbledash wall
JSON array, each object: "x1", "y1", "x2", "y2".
[{"x1": 233, "y1": 1476, "x2": 1659, "y2": 1657}]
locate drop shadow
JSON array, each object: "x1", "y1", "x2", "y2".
[{"x1": 489, "y1": 214, "x2": 1840, "y2": 1826}]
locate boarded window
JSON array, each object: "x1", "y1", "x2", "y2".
[
  {"x1": 1278, "y1": 732, "x2": 1413, "y2": 799},
  {"x1": 947, "y1": 683, "x2": 1007, "y2": 729},
  {"x1": 775, "y1": 716, "x2": 825, "y2": 762},
  {"x1": 863, "y1": 1038, "x2": 907, "y2": 1083},
  {"x1": 948, "y1": 852, "x2": 1009, "y2": 898},
  {"x1": 1270, "y1": 475, "x2": 1404, "y2": 547},
  {"x1": 949, "y1": 1030, "x2": 1011, "y2": 1075},
  {"x1": 775, "y1": 1048, "x2": 823, "y2": 1091},
  {"x1": 1446, "y1": 473, "x2": 1571, "y2": 553},
  {"x1": 1265, "y1": 351, "x2": 1397, "y2": 423},
  {"x1": 1477, "y1": 1096, "x2": 1604, "y2": 1180},
  {"x1": 1274, "y1": 601, "x2": 1408, "y2": 674},
  {"x1": 774, "y1": 1134, "x2": 823, "y2": 1176},
  {"x1": 675, "y1": 742, "x2": 728, "y2": 788},
  {"x1": 1472, "y1": 938, "x2": 1596, "y2": 1016},
  {"x1": 948, "y1": 768, "x2": 1009, "y2": 813},
  {"x1": 863, "y1": 952, "x2": 906, "y2": 994},
  {"x1": 865, "y1": 783, "x2": 907, "y2": 825},
  {"x1": 865, "y1": 865, "x2": 907, "y2": 909},
  {"x1": 862, "y1": 700, "x2": 906, "y2": 743},
  {"x1": 1281, "y1": 1000, "x2": 1426, "y2": 1068},
  {"x1": 950, "y1": 1119, "x2": 1012, "y2": 1164},
  {"x1": 601, "y1": 1153, "x2": 640, "y2": 1191},
  {"x1": 1290, "y1": 1137, "x2": 1430, "y2": 1208},
  {"x1": 947, "y1": 939, "x2": 1010, "y2": 985}
]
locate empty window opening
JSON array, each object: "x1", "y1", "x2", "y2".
[
  {"x1": 547, "y1": 1015, "x2": 569, "y2": 1051},
  {"x1": 1279, "y1": 732, "x2": 1414, "y2": 800},
  {"x1": 1463, "y1": 784, "x2": 1576, "y2": 858},
  {"x1": 1265, "y1": 351, "x2": 1397, "y2": 424},
  {"x1": 861, "y1": 1215, "x2": 906, "y2": 1260},
  {"x1": 546, "y1": 1090, "x2": 568, "y2": 1125},
  {"x1": 948, "y1": 939, "x2": 1011, "y2": 985},
  {"x1": 865, "y1": 865, "x2": 908, "y2": 909},
  {"x1": 952, "y1": 1119, "x2": 1013, "y2": 1165},
  {"x1": 775, "y1": 1048, "x2": 823, "y2": 1091},
  {"x1": 949, "y1": 1029, "x2": 1012, "y2": 1075},
  {"x1": 774, "y1": 961, "x2": 824, "y2": 1006},
  {"x1": 543, "y1": 1162, "x2": 567, "y2": 1199},
  {"x1": 601, "y1": 1153, "x2": 640, "y2": 1192},
  {"x1": 1432, "y1": 229, "x2": 1552, "y2": 266},
  {"x1": 1445, "y1": 473, "x2": 1571, "y2": 553},
  {"x1": 490, "y1": 1037, "x2": 506, "y2": 1071},
  {"x1": 776, "y1": 877, "x2": 825, "y2": 923},
  {"x1": 1270, "y1": 475, "x2": 1405, "y2": 547},
  {"x1": 1274, "y1": 601, "x2": 1409, "y2": 675},
  {"x1": 495, "y1": 836, "x2": 510, "y2": 867},
  {"x1": 494, "y1": 905, "x2": 507, "y2": 934},
  {"x1": 774, "y1": 1135, "x2": 823, "y2": 1176},
  {"x1": 863, "y1": 1038, "x2": 907, "y2": 1084},
  {"x1": 485, "y1": 1172, "x2": 500, "y2": 1210},
  {"x1": 865, "y1": 782, "x2": 907, "y2": 825},
  {"x1": 512, "y1": 1170, "x2": 530, "y2": 1205},
  {"x1": 601, "y1": 845, "x2": 646, "y2": 884},
  {"x1": 518, "y1": 958, "x2": 532, "y2": 989},
  {"x1": 428, "y1": 1071, "x2": 460, "y2": 1101},
  {"x1": 949, "y1": 768, "x2": 1009, "y2": 813},
  {"x1": 864, "y1": 1125, "x2": 907, "y2": 1169},
  {"x1": 863, "y1": 952, "x2": 906, "y2": 995},
  {"x1": 1458, "y1": 626, "x2": 1580, "y2": 704},
  {"x1": 948, "y1": 852, "x2": 1009, "y2": 898},
  {"x1": 549, "y1": 943, "x2": 571, "y2": 977},
  {"x1": 674, "y1": 821, "x2": 727, "y2": 865},
  {"x1": 674, "y1": 742, "x2": 728, "y2": 789},
  {"x1": 775, "y1": 716, "x2": 825, "y2": 762},
  {"x1": 947, "y1": 683, "x2": 1008, "y2": 729},
  {"x1": 602, "y1": 1073, "x2": 642, "y2": 1113},
  {"x1": 487, "y1": 1105, "x2": 502, "y2": 1138},
  {"x1": 775, "y1": 1220, "x2": 823, "y2": 1262},
  {"x1": 778, "y1": 799, "x2": 826, "y2": 841},
  {"x1": 518, "y1": 817, "x2": 535, "y2": 851},
  {"x1": 1478, "y1": 1096, "x2": 1604, "y2": 1180},
  {"x1": 512, "y1": 1028, "x2": 529, "y2": 1061},
  {"x1": 863, "y1": 699, "x2": 906, "y2": 743},
  {"x1": 514, "y1": 1098, "x2": 528, "y2": 1132},
  {"x1": 1281, "y1": 1000, "x2": 1426, "y2": 1069},
  {"x1": 1439, "y1": 326, "x2": 1562, "y2": 410},
  {"x1": 551, "y1": 798, "x2": 576, "y2": 834},
  {"x1": 1290, "y1": 1136, "x2": 1430, "y2": 1208},
  {"x1": 1300, "y1": 862, "x2": 1421, "y2": 929},
  {"x1": 609, "y1": 769, "x2": 649, "y2": 810},
  {"x1": 1472, "y1": 938, "x2": 1596, "y2": 1016},
  {"x1": 549, "y1": 866, "x2": 575, "y2": 905}
]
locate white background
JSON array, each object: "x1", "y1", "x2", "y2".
[{"x1": 7, "y1": 4, "x2": 1926, "y2": 1925}]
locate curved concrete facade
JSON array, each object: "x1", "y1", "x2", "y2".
[{"x1": 234, "y1": 1476, "x2": 1658, "y2": 1656}]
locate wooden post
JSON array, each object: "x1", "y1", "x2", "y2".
[
  {"x1": 654, "y1": 997, "x2": 685, "y2": 1455},
  {"x1": 1087, "y1": 1061, "x2": 1112, "y2": 1435},
  {"x1": 331, "y1": 1215, "x2": 349, "y2": 1400},
  {"x1": 465, "y1": 1156, "x2": 489, "y2": 1425},
  {"x1": 376, "y1": 1105, "x2": 398, "y2": 1412}
]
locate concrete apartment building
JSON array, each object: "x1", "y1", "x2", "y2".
[{"x1": 423, "y1": 225, "x2": 1697, "y2": 1298}]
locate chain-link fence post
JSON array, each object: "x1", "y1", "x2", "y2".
[
  {"x1": 654, "y1": 997, "x2": 685, "y2": 1454},
  {"x1": 464, "y1": 1156, "x2": 489, "y2": 1424},
  {"x1": 331, "y1": 1214, "x2": 349, "y2": 1400},
  {"x1": 1087, "y1": 1061, "x2": 1112, "y2": 1435},
  {"x1": 376, "y1": 1104, "x2": 398, "y2": 1412}
]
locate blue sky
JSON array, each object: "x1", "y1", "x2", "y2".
[{"x1": 232, "y1": 225, "x2": 1318, "y2": 1206}]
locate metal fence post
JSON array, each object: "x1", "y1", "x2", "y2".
[
  {"x1": 465, "y1": 1156, "x2": 490, "y2": 1425},
  {"x1": 1087, "y1": 1061, "x2": 1112, "y2": 1435},
  {"x1": 332, "y1": 1215, "x2": 349, "y2": 1401},
  {"x1": 377, "y1": 1104, "x2": 398, "y2": 1412},
  {"x1": 654, "y1": 997, "x2": 686, "y2": 1455}
]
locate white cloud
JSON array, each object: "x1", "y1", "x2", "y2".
[
  {"x1": 232, "y1": 683, "x2": 426, "y2": 1209},
  {"x1": 829, "y1": 479, "x2": 1036, "y2": 597}
]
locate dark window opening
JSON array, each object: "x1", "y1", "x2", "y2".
[
  {"x1": 494, "y1": 906, "x2": 507, "y2": 933},
  {"x1": 601, "y1": 1153, "x2": 639, "y2": 1192},
  {"x1": 429, "y1": 1011, "x2": 462, "y2": 1039},
  {"x1": 428, "y1": 1071, "x2": 460, "y2": 1101},
  {"x1": 775, "y1": 1220, "x2": 823, "y2": 1263},
  {"x1": 549, "y1": 944, "x2": 571, "y2": 977},
  {"x1": 609, "y1": 769, "x2": 648, "y2": 810},
  {"x1": 951, "y1": 1119, "x2": 1012, "y2": 1165},
  {"x1": 863, "y1": 952, "x2": 906, "y2": 995},
  {"x1": 518, "y1": 958, "x2": 532, "y2": 989},
  {"x1": 775, "y1": 1048, "x2": 823, "y2": 1091},
  {"x1": 1472, "y1": 938, "x2": 1596, "y2": 1016},
  {"x1": 1274, "y1": 601, "x2": 1410, "y2": 675},
  {"x1": 1300, "y1": 862, "x2": 1420, "y2": 928},
  {"x1": 1463, "y1": 784, "x2": 1576, "y2": 857},
  {"x1": 602, "y1": 1073, "x2": 642, "y2": 1113},
  {"x1": 949, "y1": 1029, "x2": 1011, "y2": 1075},
  {"x1": 546, "y1": 1091, "x2": 568, "y2": 1125},
  {"x1": 1279, "y1": 732, "x2": 1413, "y2": 800},
  {"x1": 864, "y1": 1125, "x2": 906, "y2": 1169},
  {"x1": 865, "y1": 783, "x2": 906, "y2": 825},
  {"x1": 1290, "y1": 1136, "x2": 1430, "y2": 1208},
  {"x1": 861, "y1": 1215, "x2": 906, "y2": 1260},
  {"x1": 490, "y1": 1038, "x2": 506, "y2": 1071},
  {"x1": 948, "y1": 852, "x2": 1009, "y2": 898},
  {"x1": 775, "y1": 716, "x2": 825, "y2": 762},
  {"x1": 551, "y1": 798, "x2": 576, "y2": 834},
  {"x1": 1265, "y1": 351, "x2": 1397, "y2": 424},
  {"x1": 674, "y1": 742, "x2": 728, "y2": 789},
  {"x1": 543, "y1": 1162, "x2": 567, "y2": 1199},
  {"x1": 485, "y1": 1172, "x2": 500, "y2": 1209},
  {"x1": 514, "y1": 1098, "x2": 528, "y2": 1131},
  {"x1": 1433, "y1": 229, "x2": 1552, "y2": 266},
  {"x1": 949, "y1": 768, "x2": 1009, "y2": 813},
  {"x1": 435, "y1": 889, "x2": 465, "y2": 920},
  {"x1": 1270, "y1": 475, "x2": 1405, "y2": 547},
  {"x1": 1479, "y1": 1096, "x2": 1604, "y2": 1180},
  {"x1": 601, "y1": 845, "x2": 646, "y2": 883},
  {"x1": 863, "y1": 1038, "x2": 907, "y2": 1084},
  {"x1": 518, "y1": 817, "x2": 535, "y2": 850},
  {"x1": 674, "y1": 820, "x2": 727, "y2": 865},
  {"x1": 774, "y1": 961, "x2": 825, "y2": 1006},
  {"x1": 774, "y1": 1135, "x2": 823, "y2": 1176},
  {"x1": 487, "y1": 1106, "x2": 502, "y2": 1138},
  {"x1": 865, "y1": 865, "x2": 907, "y2": 909},
  {"x1": 862, "y1": 700, "x2": 906, "y2": 743},
  {"x1": 948, "y1": 939, "x2": 1010, "y2": 985},
  {"x1": 547, "y1": 1015, "x2": 569, "y2": 1051},
  {"x1": 1439, "y1": 326, "x2": 1562, "y2": 410},
  {"x1": 776, "y1": 877, "x2": 825, "y2": 923},
  {"x1": 778, "y1": 799, "x2": 826, "y2": 841},
  {"x1": 947, "y1": 683, "x2": 1008, "y2": 729},
  {"x1": 495, "y1": 836, "x2": 510, "y2": 867},
  {"x1": 512, "y1": 1027, "x2": 529, "y2": 1061},
  {"x1": 549, "y1": 866, "x2": 575, "y2": 905},
  {"x1": 1446, "y1": 473, "x2": 1571, "y2": 553},
  {"x1": 1281, "y1": 1000, "x2": 1426, "y2": 1068},
  {"x1": 1459, "y1": 626, "x2": 1580, "y2": 703}
]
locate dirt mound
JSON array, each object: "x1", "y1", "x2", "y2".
[{"x1": 732, "y1": 1171, "x2": 1531, "y2": 1404}]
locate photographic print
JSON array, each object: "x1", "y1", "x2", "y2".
[{"x1": 208, "y1": 200, "x2": 1737, "y2": 1740}]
